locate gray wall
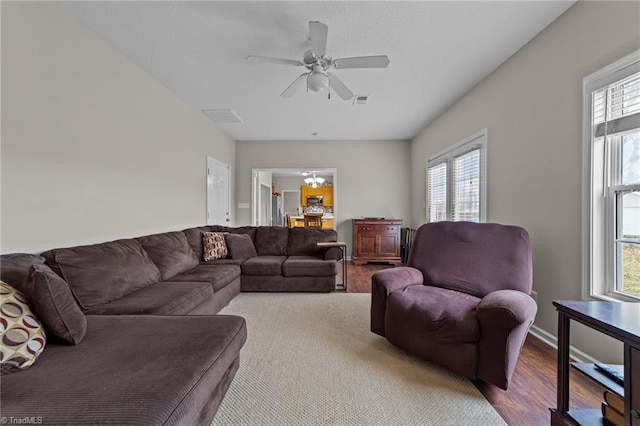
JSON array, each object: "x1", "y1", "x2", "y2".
[
  {"x1": 1, "y1": 2, "x2": 236, "y2": 253},
  {"x1": 236, "y1": 140, "x2": 411, "y2": 254},
  {"x1": 411, "y1": 1, "x2": 640, "y2": 363}
]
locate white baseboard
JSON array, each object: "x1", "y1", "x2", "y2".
[{"x1": 528, "y1": 325, "x2": 599, "y2": 364}]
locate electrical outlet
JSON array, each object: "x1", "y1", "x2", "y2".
[{"x1": 530, "y1": 291, "x2": 538, "y2": 303}]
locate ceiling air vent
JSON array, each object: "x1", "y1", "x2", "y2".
[
  {"x1": 202, "y1": 109, "x2": 243, "y2": 124},
  {"x1": 353, "y1": 95, "x2": 368, "y2": 105}
]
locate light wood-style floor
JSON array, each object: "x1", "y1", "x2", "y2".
[{"x1": 341, "y1": 263, "x2": 605, "y2": 426}]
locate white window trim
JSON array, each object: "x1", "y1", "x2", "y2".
[
  {"x1": 426, "y1": 128, "x2": 488, "y2": 223},
  {"x1": 582, "y1": 50, "x2": 640, "y2": 302}
]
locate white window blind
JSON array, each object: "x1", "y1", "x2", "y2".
[
  {"x1": 426, "y1": 129, "x2": 487, "y2": 223},
  {"x1": 427, "y1": 162, "x2": 448, "y2": 222},
  {"x1": 593, "y1": 72, "x2": 640, "y2": 139},
  {"x1": 453, "y1": 148, "x2": 481, "y2": 222}
]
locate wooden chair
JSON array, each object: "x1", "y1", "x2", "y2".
[{"x1": 303, "y1": 213, "x2": 323, "y2": 228}]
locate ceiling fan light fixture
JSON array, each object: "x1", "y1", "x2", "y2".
[
  {"x1": 303, "y1": 172, "x2": 325, "y2": 188},
  {"x1": 307, "y1": 72, "x2": 328, "y2": 92}
]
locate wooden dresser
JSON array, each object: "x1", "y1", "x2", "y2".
[{"x1": 352, "y1": 218, "x2": 402, "y2": 266}]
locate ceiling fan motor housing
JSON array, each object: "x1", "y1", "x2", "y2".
[{"x1": 303, "y1": 49, "x2": 332, "y2": 71}]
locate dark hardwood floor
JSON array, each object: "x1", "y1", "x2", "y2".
[{"x1": 342, "y1": 262, "x2": 606, "y2": 426}]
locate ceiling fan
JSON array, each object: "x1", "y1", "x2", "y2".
[{"x1": 246, "y1": 21, "x2": 390, "y2": 101}]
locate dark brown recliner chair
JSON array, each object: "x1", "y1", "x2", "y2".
[{"x1": 371, "y1": 221, "x2": 537, "y2": 390}]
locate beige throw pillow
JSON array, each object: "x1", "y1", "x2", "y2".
[
  {"x1": 202, "y1": 232, "x2": 228, "y2": 261},
  {"x1": 1, "y1": 281, "x2": 46, "y2": 374}
]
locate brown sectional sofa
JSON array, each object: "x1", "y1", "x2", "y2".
[{"x1": 1, "y1": 225, "x2": 341, "y2": 425}]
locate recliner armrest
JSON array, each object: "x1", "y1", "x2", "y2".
[
  {"x1": 370, "y1": 267, "x2": 423, "y2": 337},
  {"x1": 477, "y1": 290, "x2": 537, "y2": 325},
  {"x1": 476, "y1": 289, "x2": 537, "y2": 390}
]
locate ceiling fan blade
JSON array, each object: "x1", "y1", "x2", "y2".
[
  {"x1": 246, "y1": 55, "x2": 304, "y2": 67},
  {"x1": 333, "y1": 55, "x2": 390, "y2": 69},
  {"x1": 281, "y1": 73, "x2": 309, "y2": 98},
  {"x1": 328, "y1": 74, "x2": 354, "y2": 101},
  {"x1": 309, "y1": 21, "x2": 328, "y2": 57}
]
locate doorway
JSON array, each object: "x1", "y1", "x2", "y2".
[{"x1": 250, "y1": 167, "x2": 337, "y2": 228}]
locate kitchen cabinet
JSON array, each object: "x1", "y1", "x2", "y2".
[
  {"x1": 352, "y1": 219, "x2": 402, "y2": 265},
  {"x1": 322, "y1": 186, "x2": 333, "y2": 207},
  {"x1": 300, "y1": 185, "x2": 333, "y2": 207}
]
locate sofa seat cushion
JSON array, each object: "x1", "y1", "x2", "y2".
[
  {"x1": 171, "y1": 265, "x2": 241, "y2": 292},
  {"x1": 385, "y1": 285, "x2": 480, "y2": 378},
  {"x1": 282, "y1": 256, "x2": 337, "y2": 277},
  {"x1": 44, "y1": 239, "x2": 161, "y2": 310},
  {"x1": 0, "y1": 314, "x2": 247, "y2": 425},
  {"x1": 83, "y1": 282, "x2": 213, "y2": 315},
  {"x1": 241, "y1": 256, "x2": 286, "y2": 276},
  {"x1": 137, "y1": 231, "x2": 198, "y2": 280}
]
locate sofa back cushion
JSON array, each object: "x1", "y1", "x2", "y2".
[
  {"x1": 210, "y1": 226, "x2": 257, "y2": 240},
  {"x1": 46, "y1": 239, "x2": 161, "y2": 310},
  {"x1": 24, "y1": 264, "x2": 87, "y2": 344},
  {"x1": 287, "y1": 228, "x2": 337, "y2": 256},
  {"x1": 254, "y1": 227, "x2": 289, "y2": 256},
  {"x1": 0, "y1": 253, "x2": 46, "y2": 289},
  {"x1": 137, "y1": 231, "x2": 198, "y2": 280},
  {"x1": 182, "y1": 226, "x2": 213, "y2": 261},
  {"x1": 225, "y1": 233, "x2": 257, "y2": 260}
]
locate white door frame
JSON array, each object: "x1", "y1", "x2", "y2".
[{"x1": 250, "y1": 167, "x2": 337, "y2": 228}]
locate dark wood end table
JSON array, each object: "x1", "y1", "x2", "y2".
[
  {"x1": 317, "y1": 242, "x2": 347, "y2": 291},
  {"x1": 550, "y1": 300, "x2": 640, "y2": 425}
]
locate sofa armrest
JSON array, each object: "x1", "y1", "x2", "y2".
[
  {"x1": 476, "y1": 289, "x2": 537, "y2": 390},
  {"x1": 370, "y1": 267, "x2": 423, "y2": 337},
  {"x1": 323, "y1": 247, "x2": 343, "y2": 261}
]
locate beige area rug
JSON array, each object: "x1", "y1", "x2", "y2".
[{"x1": 215, "y1": 293, "x2": 506, "y2": 426}]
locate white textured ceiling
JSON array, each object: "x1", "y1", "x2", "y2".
[{"x1": 60, "y1": 1, "x2": 574, "y2": 141}]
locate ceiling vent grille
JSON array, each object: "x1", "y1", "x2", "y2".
[
  {"x1": 353, "y1": 95, "x2": 368, "y2": 105},
  {"x1": 202, "y1": 109, "x2": 243, "y2": 124}
]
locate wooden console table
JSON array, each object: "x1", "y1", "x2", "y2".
[
  {"x1": 550, "y1": 300, "x2": 640, "y2": 425},
  {"x1": 352, "y1": 218, "x2": 402, "y2": 266}
]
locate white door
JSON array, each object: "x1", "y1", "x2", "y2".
[{"x1": 207, "y1": 157, "x2": 230, "y2": 226}]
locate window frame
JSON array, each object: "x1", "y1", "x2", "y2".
[
  {"x1": 426, "y1": 129, "x2": 488, "y2": 223},
  {"x1": 582, "y1": 50, "x2": 640, "y2": 302}
]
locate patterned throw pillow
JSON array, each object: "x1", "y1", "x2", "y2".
[
  {"x1": 202, "y1": 232, "x2": 228, "y2": 261},
  {"x1": 1, "y1": 281, "x2": 46, "y2": 374}
]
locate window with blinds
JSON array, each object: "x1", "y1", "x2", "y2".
[
  {"x1": 427, "y1": 163, "x2": 448, "y2": 222},
  {"x1": 426, "y1": 130, "x2": 487, "y2": 223},
  {"x1": 584, "y1": 51, "x2": 640, "y2": 301}
]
